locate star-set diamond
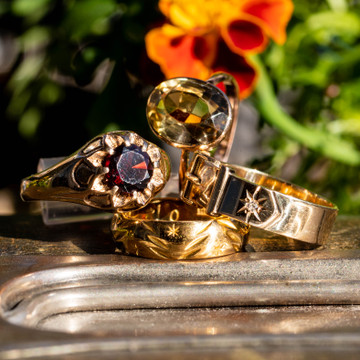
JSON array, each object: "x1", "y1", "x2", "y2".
[{"x1": 237, "y1": 186, "x2": 267, "y2": 223}]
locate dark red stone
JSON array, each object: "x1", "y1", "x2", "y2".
[{"x1": 103, "y1": 144, "x2": 153, "y2": 194}]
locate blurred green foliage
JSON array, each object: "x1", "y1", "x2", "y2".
[
  {"x1": 1, "y1": 0, "x2": 360, "y2": 213},
  {"x1": 0, "y1": 0, "x2": 161, "y2": 188},
  {"x1": 257, "y1": 0, "x2": 360, "y2": 213}
]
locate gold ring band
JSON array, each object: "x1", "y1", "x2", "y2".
[
  {"x1": 20, "y1": 131, "x2": 171, "y2": 211},
  {"x1": 111, "y1": 198, "x2": 250, "y2": 260},
  {"x1": 204, "y1": 72, "x2": 239, "y2": 162},
  {"x1": 181, "y1": 153, "x2": 338, "y2": 245}
]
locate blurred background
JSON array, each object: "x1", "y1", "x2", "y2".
[{"x1": 0, "y1": 0, "x2": 359, "y2": 215}]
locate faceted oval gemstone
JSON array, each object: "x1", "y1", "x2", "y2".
[
  {"x1": 103, "y1": 144, "x2": 153, "y2": 194},
  {"x1": 146, "y1": 78, "x2": 232, "y2": 150}
]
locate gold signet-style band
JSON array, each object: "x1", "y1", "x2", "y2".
[
  {"x1": 182, "y1": 153, "x2": 338, "y2": 245},
  {"x1": 112, "y1": 198, "x2": 249, "y2": 260}
]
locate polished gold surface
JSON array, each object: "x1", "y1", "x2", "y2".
[
  {"x1": 234, "y1": 165, "x2": 333, "y2": 207},
  {"x1": 205, "y1": 72, "x2": 239, "y2": 162},
  {"x1": 182, "y1": 152, "x2": 338, "y2": 245},
  {"x1": 111, "y1": 198, "x2": 249, "y2": 260},
  {"x1": 20, "y1": 131, "x2": 171, "y2": 211}
]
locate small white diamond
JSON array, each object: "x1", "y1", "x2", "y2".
[{"x1": 237, "y1": 187, "x2": 267, "y2": 223}]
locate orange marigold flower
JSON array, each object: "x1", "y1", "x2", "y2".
[{"x1": 146, "y1": 0, "x2": 293, "y2": 98}]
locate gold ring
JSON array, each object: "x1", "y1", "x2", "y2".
[
  {"x1": 20, "y1": 131, "x2": 171, "y2": 211},
  {"x1": 181, "y1": 153, "x2": 338, "y2": 245},
  {"x1": 146, "y1": 73, "x2": 238, "y2": 190},
  {"x1": 111, "y1": 198, "x2": 249, "y2": 260}
]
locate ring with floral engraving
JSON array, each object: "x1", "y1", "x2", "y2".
[{"x1": 111, "y1": 198, "x2": 250, "y2": 260}]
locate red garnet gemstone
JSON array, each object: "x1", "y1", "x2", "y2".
[{"x1": 103, "y1": 144, "x2": 153, "y2": 194}]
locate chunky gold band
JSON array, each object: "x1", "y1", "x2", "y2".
[
  {"x1": 111, "y1": 198, "x2": 250, "y2": 260},
  {"x1": 181, "y1": 153, "x2": 338, "y2": 245}
]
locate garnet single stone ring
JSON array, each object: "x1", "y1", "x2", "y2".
[{"x1": 20, "y1": 131, "x2": 171, "y2": 211}]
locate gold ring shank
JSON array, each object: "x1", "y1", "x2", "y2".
[
  {"x1": 181, "y1": 153, "x2": 338, "y2": 245},
  {"x1": 111, "y1": 198, "x2": 249, "y2": 260},
  {"x1": 205, "y1": 72, "x2": 239, "y2": 162},
  {"x1": 233, "y1": 165, "x2": 332, "y2": 207}
]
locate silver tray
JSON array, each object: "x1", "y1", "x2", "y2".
[{"x1": 0, "y1": 215, "x2": 360, "y2": 359}]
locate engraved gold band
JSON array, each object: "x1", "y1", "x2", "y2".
[
  {"x1": 181, "y1": 153, "x2": 338, "y2": 245},
  {"x1": 111, "y1": 198, "x2": 250, "y2": 260}
]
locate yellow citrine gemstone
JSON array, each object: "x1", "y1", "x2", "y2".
[{"x1": 146, "y1": 78, "x2": 232, "y2": 150}]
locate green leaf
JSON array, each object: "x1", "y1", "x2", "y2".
[
  {"x1": 8, "y1": 54, "x2": 45, "y2": 95},
  {"x1": 18, "y1": 108, "x2": 41, "y2": 139},
  {"x1": 39, "y1": 82, "x2": 63, "y2": 105},
  {"x1": 21, "y1": 27, "x2": 50, "y2": 52},
  {"x1": 12, "y1": 0, "x2": 50, "y2": 16},
  {"x1": 307, "y1": 11, "x2": 360, "y2": 43},
  {"x1": 63, "y1": 0, "x2": 117, "y2": 40}
]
